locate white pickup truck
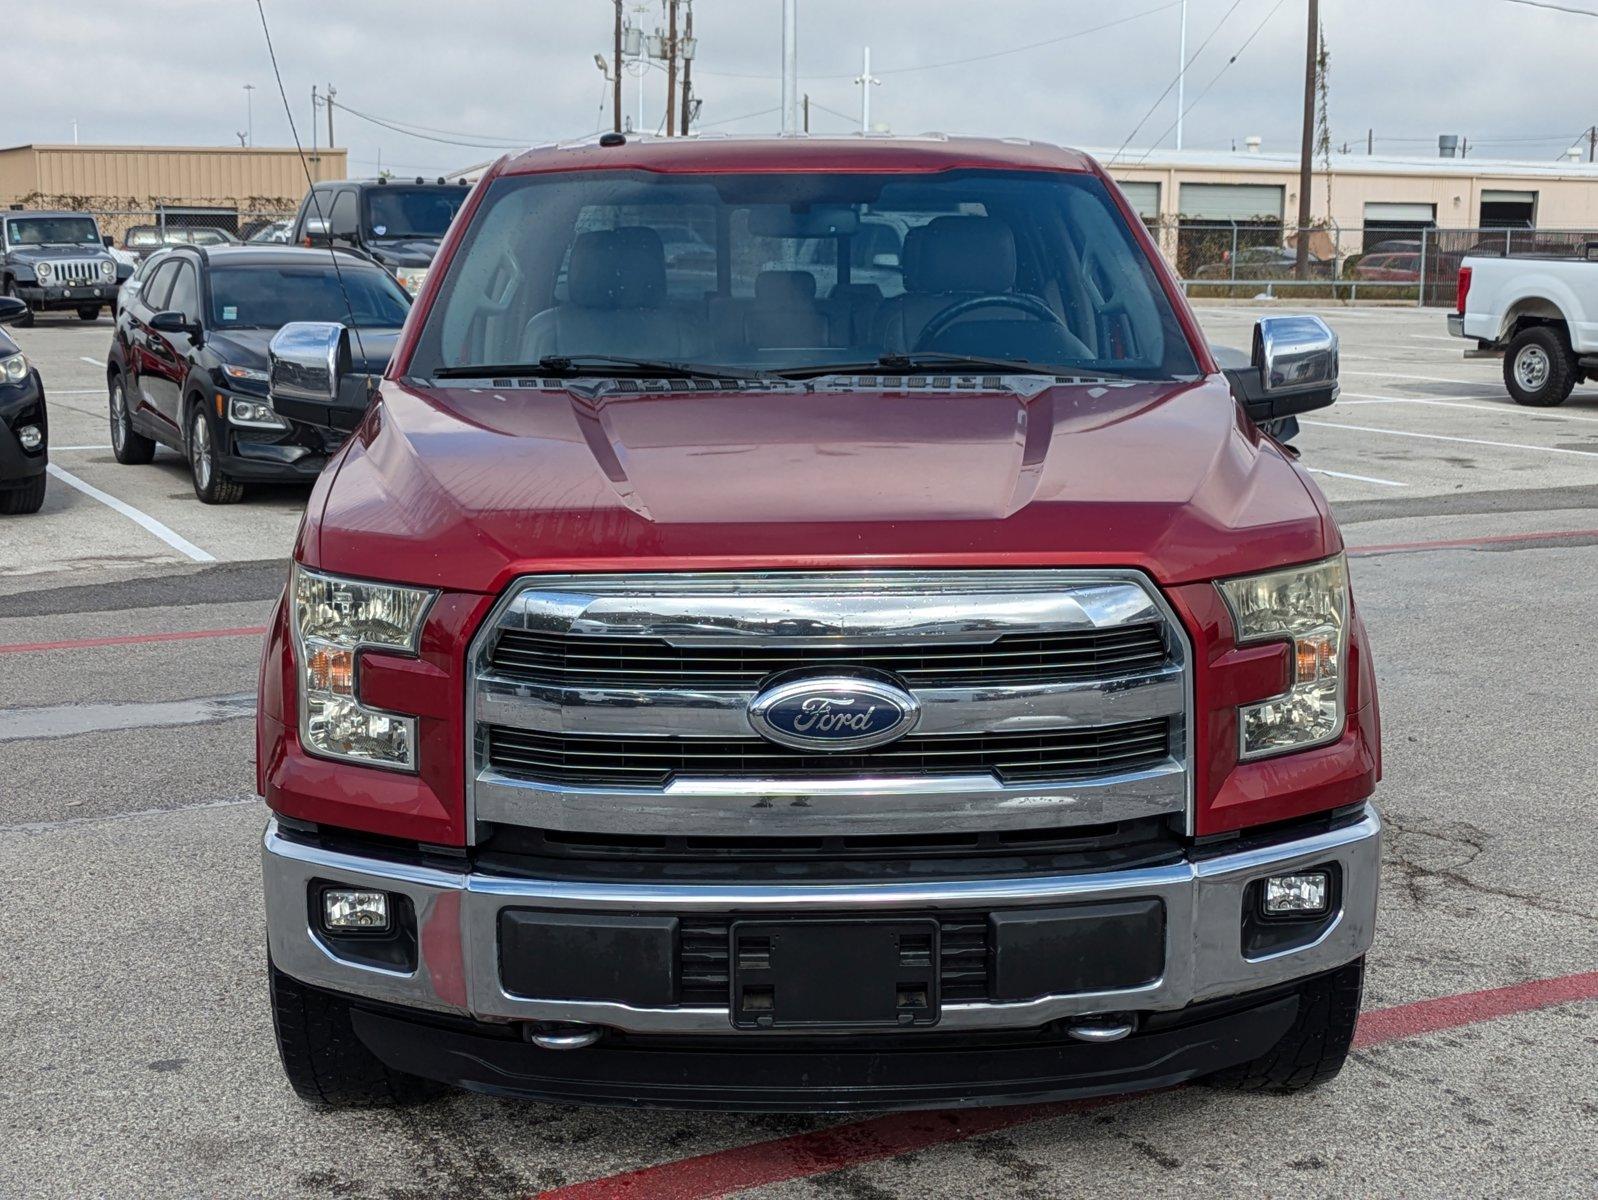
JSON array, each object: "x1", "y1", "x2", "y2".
[{"x1": 1447, "y1": 252, "x2": 1598, "y2": 406}]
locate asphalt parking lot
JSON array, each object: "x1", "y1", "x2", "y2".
[{"x1": 2, "y1": 305, "x2": 1595, "y2": 1199}]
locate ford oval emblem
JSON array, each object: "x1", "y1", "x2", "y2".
[{"x1": 747, "y1": 675, "x2": 921, "y2": 752}]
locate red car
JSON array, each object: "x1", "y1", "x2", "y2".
[
  {"x1": 1353, "y1": 251, "x2": 1421, "y2": 283},
  {"x1": 257, "y1": 135, "x2": 1381, "y2": 1111}
]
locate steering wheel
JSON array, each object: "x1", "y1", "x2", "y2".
[{"x1": 912, "y1": 293, "x2": 1069, "y2": 352}]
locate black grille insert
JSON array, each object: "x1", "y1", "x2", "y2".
[
  {"x1": 488, "y1": 624, "x2": 1169, "y2": 690},
  {"x1": 680, "y1": 912, "x2": 991, "y2": 1006},
  {"x1": 485, "y1": 718, "x2": 1174, "y2": 788}
]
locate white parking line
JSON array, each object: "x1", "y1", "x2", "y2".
[
  {"x1": 53, "y1": 388, "x2": 106, "y2": 395},
  {"x1": 1303, "y1": 420, "x2": 1598, "y2": 460},
  {"x1": 0, "y1": 693, "x2": 254, "y2": 741},
  {"x1": 78, "y1": 356, "x2": 101, "y2": 366},
  {"x1": 1342, "y1": 368, "x2": 1496, "y2": 387},
  {"x1": 44, "y1": 465, "x2": 216, "y2": 563},
  {"x1": 1339, "y1": 394, "x2": 1598, "y2": 425},
  {"x1": 51, "y1": 444, "x2": 113, "y2": 451},
  {"x1": 1306, "y1": 467, "x2": 1407, "y2": 487}
]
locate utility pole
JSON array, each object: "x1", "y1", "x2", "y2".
[
  {"x1": 679, "y1": 0, "x2": 694, "y2": 135},
  {"x1": 855, "y1": 46, "x2": 879, "y2": 133},
  {"x1": 1294, "y1": 0, "x2": 1318, "y2": 280},
  {"x1": 612, "y1": 0, "x2": 623, "y2": 132},
  {"x1": 1367, "y1": 127, "x2": 1373, "y2": 155},
  {"x1": 243, "y1": 83, "x2": 256, "y2": 147},
  {"x1": 1176, "y1": 0, "x2": 1188, "y2": 150},
  {"x1": 781, "y1": 0, "x2": 798, "y2": 134},
  {"x1": 665, "y1": 0, "x2": 678, "y2": 136},
  {"x1": 311, "y1": 85, "x2": 319, "y2": 166},
  {"x1": 1589, "y1": 125, "x2": 1596, "y2": 163},
  {"x1": 803, "y1": 93, "x2": 810, "y2": 133},
  {"x1": 326, "y1": 84, "x2": 337, "y2": 148}
]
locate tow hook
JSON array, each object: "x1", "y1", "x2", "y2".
[
  {"x1": 529, "y1": 1024, "x2": 603, "y2": 1051},
  {"x1": 1064, "y1": 1018, "x2": 1135, "y2": 1044}
]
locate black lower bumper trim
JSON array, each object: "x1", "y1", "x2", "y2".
[{"x1": 349, "y1": 988, "x2": 1300, "y2": 1113}]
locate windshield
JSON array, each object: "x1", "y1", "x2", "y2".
[
  {"x1": 363, "y1": 187, "x2": 465, "y2": 240},
  {"x1": 7, "y1": 217, "x2": 100, "y2": 247},
  {"x1": 412, "y1": 168, "x2": 1197, "y2": 380},
  {"x1": 208, "y1": 263, "x2": 411, "y2": 329}
]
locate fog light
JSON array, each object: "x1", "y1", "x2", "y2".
[
  {"x1": 17, "y1": 425, "x2": 42, "y2": 451},
  {"x1": 322, "y1": 889, "x2": 390, "y2": 932},
  {"x1": 1262, "y1": 871, "x2": 1330, "y2": 916}
]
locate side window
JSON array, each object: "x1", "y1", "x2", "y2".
[
  {"x1": 142, "y1": 260, "x2": 181, "y2": 311},
  {"x1": 166, "y1": 263, "x2": 200, "y2": 323},
  {"x1": 329, "y1": 189, "x2": 359, "y2": 238}
]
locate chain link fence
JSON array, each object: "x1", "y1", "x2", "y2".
[{"x1": 1141, "y1": 218, "x2": 1598, "y2": 307}]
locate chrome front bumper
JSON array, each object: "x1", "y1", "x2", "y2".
[{"x1": 263, "y1": 809, "x2": 1380, "y2": 1035}]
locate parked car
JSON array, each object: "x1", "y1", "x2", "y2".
[
  {"x1": 1192, "y1": 245, "x2": 1334, "y2": 280},
  {"x1": 1351, "y1": 252, "x2": 1420, "y2": 283},
  {"x1": 121, "y1": 224, "x2": 241, "y2": 262},
  {"x1": 0, "y1": 294, "x2": 47, "y2": 513},
  {"x1": 290, "y1": 176, "x2": 470, "y2": 295},
  {"x1": 246, "y1": 218, "x2": 294, "y2": 245},
  {"x1": 1449, "y1": 253, "x2": 1598, "y2": 404},
  {"x1": 105, "y1": 245, "x2": 410, "y2": 503},
  {"x1": 257, "y1": 135, "x2": 1381, "y2": 1113},
  {"x1": 1, "y1": 210, "x2": 130, "y2": 324}
]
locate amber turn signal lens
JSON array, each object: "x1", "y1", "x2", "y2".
[{"x1": 306, "y1": 645, "x2": 355, "y2": 694}]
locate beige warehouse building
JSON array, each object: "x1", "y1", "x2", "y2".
[{"x1": 0, "y1": 143, "x2": 348, "y2": 235}]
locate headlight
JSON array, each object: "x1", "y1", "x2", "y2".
[
  {"x1": 100, "y1": 259, "x2": 117, "y2": 281},
  {"x1": 1218, "y1": 554, "x2": 1348, "y2": 760},
  {"x1": 228, "y1": 396, "x2": 289, "y2": 429},
  {"x1": 291, "y1": 565, "x2": 436, "y2": 770},
  {"x1": 35, "y1": 262, "x2": 52, "y2": 280},
  {"x1": 1, "y1": 352, "x2": 27, "y2": 384},
  {"x1": 395, "y1": 265, "x2": 428, "y2": 294}
]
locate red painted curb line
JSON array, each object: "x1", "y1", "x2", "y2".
[
  {"x1": 1348, "y1": 528, "x2": 1598, "y2": 557},
  {"x1": 537, "y1": 969, "x2": 1598, "y2": 1200},
  {"x1": 0, "y1": 626, "x2": 268, "y2": 655}
]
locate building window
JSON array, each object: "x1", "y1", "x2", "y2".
[{"x1": 1479, "y1": 190, "x2": 1537, "y2": 230}]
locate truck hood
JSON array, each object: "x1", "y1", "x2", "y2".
[{"x1": 309, "y1": 376, "x2": 1335, "y2": 593}]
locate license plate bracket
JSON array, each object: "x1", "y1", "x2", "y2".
[{"x1": 730, "y1": 918, "x2": 940, "y2": 1030}]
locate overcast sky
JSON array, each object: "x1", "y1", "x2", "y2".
[{"x1": 6, "y1": 0, "x2": 1597, "y2": 178}]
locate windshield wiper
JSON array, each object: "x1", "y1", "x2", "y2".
[
  {"x1": 434, "y1": 356, "x2": 767, "y2": 383},
  {"x1": 769, "y1": 353, "x2": 1116, "y2": 381}
]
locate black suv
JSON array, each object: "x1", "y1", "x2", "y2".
[
  {"x1": 2, "y1": 211, "x2": 130, "y2": 324},
  {"x1": 289, "y1": 177, "x2": 469, "y2": 296},
  {"x1": 105, "y1": 245, "x2": 410, "y2": 503},
  {"x1": 0, "y1": 294, "x2": 47, "y2": 514}
]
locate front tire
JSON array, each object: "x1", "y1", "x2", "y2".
[
  {"x1": 1504, "y1": 326, "x2": 1576, "y2": 407},
  {"x1": 269, "y1": 961, "x2": 444, "y2": 1108},
  {"x1": 76, "y1": 305, "x2": 101, "y2": 322},
  {"x1": 1206, "y1": 957, "x2": 1364, "y2": 1092},
  {"x1": 108, "y1": 374, "x2": 155, "y2": 465},
  {"x1": 187, "y1": 402, "x2": 243, "y2": 504},
  {"x1": 0, "y1": 475, "x2": 46, "y2": 515},
  {"x1": 5, "y1": 281, "x2": 34, "y2": 327}
]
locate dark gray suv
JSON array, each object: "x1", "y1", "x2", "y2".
[{"x1": 2, "y1": 211, "x2": 130, "y2": 324}]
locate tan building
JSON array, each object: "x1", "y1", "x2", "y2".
[
  {"x1": 0, "y1": 143, "x2": 348, "y2": 235},
  {"x1": 1100, "y1": 146, "x2": 1598, "y2": 276}
]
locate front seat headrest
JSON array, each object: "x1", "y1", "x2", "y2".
[
  {"x1": 903, "y1": 216, "x2": 1017, "y2": 294},
  {"x1": 567, "y1": 227, "x2": 667, "y2": 308},
  {"x1": 754, "y1": 269, "x2": 818, "y2": 306}
]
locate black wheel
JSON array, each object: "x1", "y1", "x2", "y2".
[
  {"x1": 1206, "y1": 958, "x2": 1364, "y2": 1092},
  {"x1": 1503, "y1": 326, "x2": 1576, "y2": 407},
  {"x1": 269, "y1": 961, "x2": 444, "y2": 1108},
  {"x1": 76, "y1": 305, "x2": 101, "y2": 321},
  {"x1": 108, "y1": 374, "x2": 155, "y2": 465},
  {"x1": 5, "y1": 281, "x2": 34, "y2": 327},
  {"x1": 0, "y1": 474, "x2": 46, "y2": 515},
  {"x1": 187, "y1": 401, "x2": 244, "y2": 504}
]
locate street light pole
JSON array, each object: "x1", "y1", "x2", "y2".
[
  {"x1": 1176, "y1": 0, "x2": 1187, "y2": 150},
  {"x1": 1295, "y1": 0, "x2": 1318, "y2": 280},
  {"x1": 612, "y1": 0, "x2": 623, "y2": 133},
  {"x1": 243, "y1": 83, "x2": 255, "y2": 147},
  {"x1": 781, "y1": 0, "x2": 798, "y2": 134}
]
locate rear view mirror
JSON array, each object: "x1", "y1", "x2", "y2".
[
  {"x1": 748, "y1": 204, "x2": 861, "y2": 238},
  {"x1": 1224, "y1": 314, "x2": 1339, "y2": 424},
  {"x1": 269, "y1": 321, "x2": 374, "y2": 432}
]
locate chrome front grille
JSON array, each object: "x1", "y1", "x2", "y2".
[
  {"x1": 485, "y1": 718, "x2": 1174, "y2": 789},
  {"x1": 488, "y1": 624, "x2": 1169, "y2": 690},
  {"x1": 43, "y1": 258, "x2": 104, "y2": 284},
  {"x1": 467, "y1": 571, "x2": 1193, "y2": 841}
]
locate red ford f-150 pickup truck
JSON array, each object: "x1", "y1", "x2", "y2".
[{"x1": 258, "y1": 134, "x2": 1380, "y2": 1111}]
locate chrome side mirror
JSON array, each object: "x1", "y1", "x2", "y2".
[
  {"x1": 1224, "y1": 314, "x2": 1339, "y2": 424},
  {"x1": 269, "y1": 321, "x2": 370, "y2": 432},
  {"x1": 302, "y1": 215, "x2": 332, "y2": 246}
]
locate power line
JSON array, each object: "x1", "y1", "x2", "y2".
[
  {"x1": 696, "y1": 105, "x2": 782, "y2": 130},
  {"x1": 695, "y1": 2, "x2": 1181, "y2": 81},
  {"x1": 1110, "y1": 0, "x2": 1247, "y2": 163},
  {"x1": 1500, "y1": 0, "x2": 1598, "y2": 15},
  {"x1": 328, "y1": 99, "x2": 529, "y2": 149},
  {"x1": 1134, "y1": 0, "x2": 1292, "y2": 164}
]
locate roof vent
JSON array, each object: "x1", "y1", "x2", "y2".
[
  {"x1": 1244, "y1": 136, "x2": 1262, "y2": 154},
  {"x1": 1438, "y1": 135, "x2": 1460, "y2": 159}
]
